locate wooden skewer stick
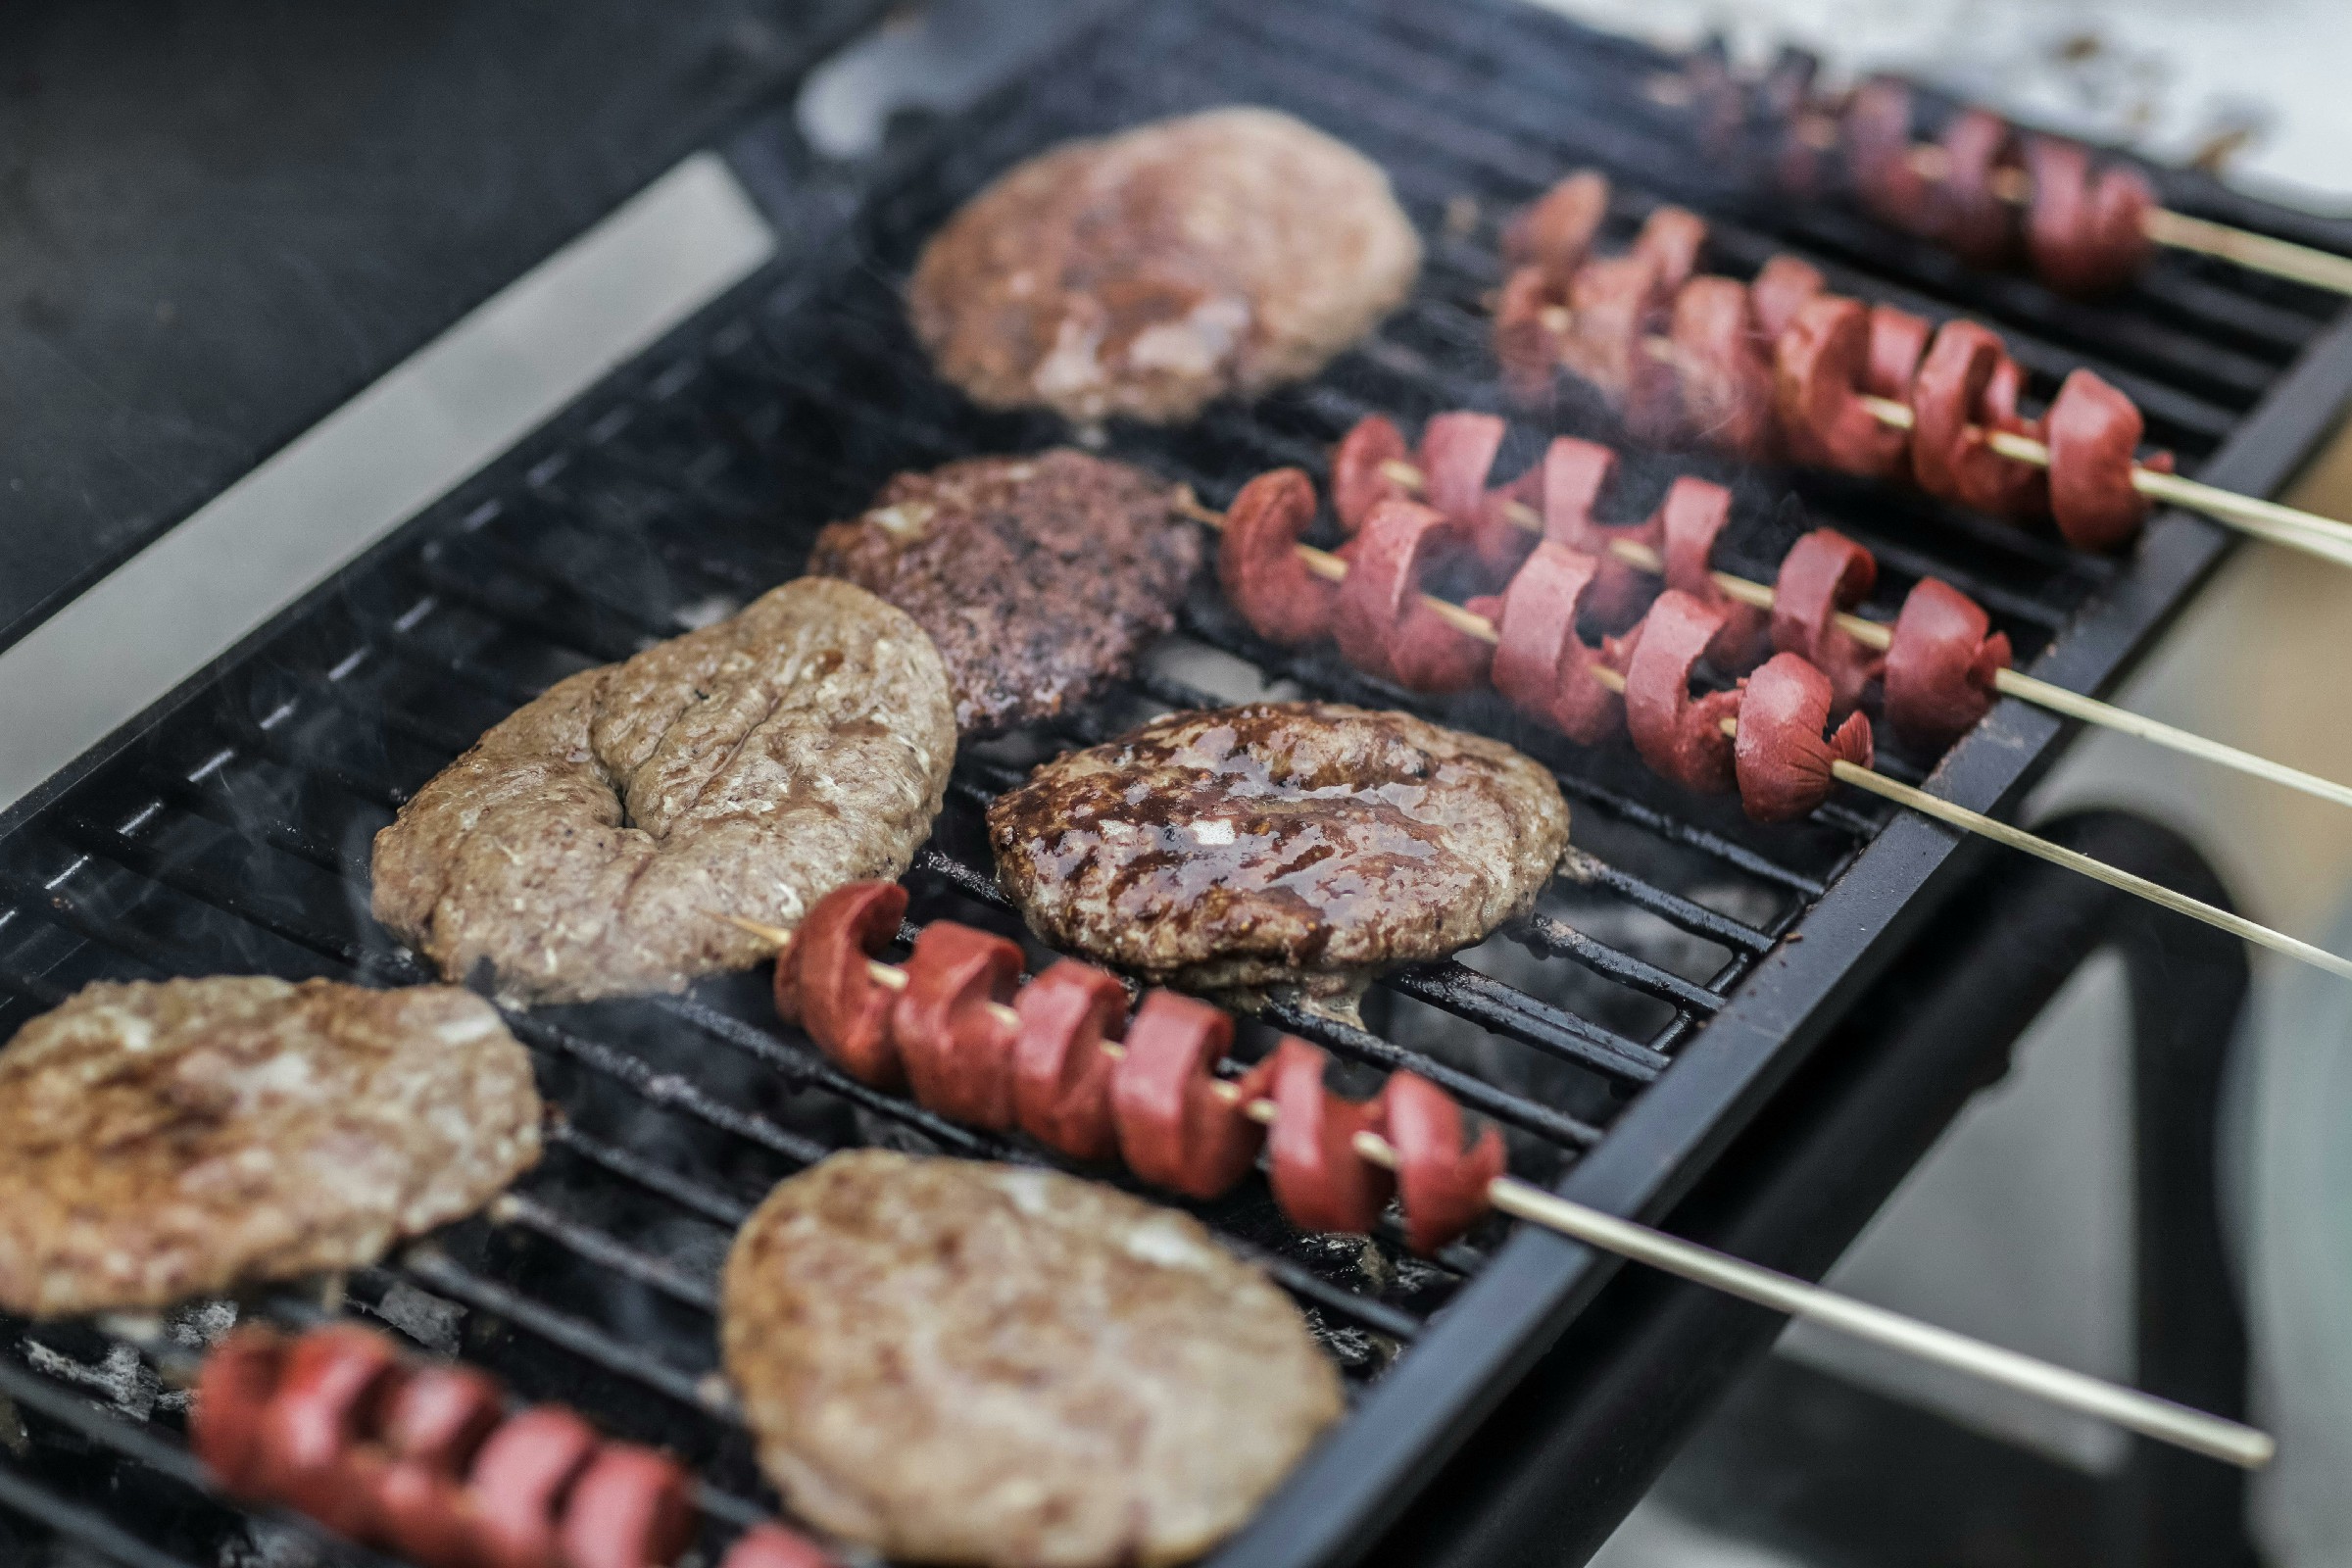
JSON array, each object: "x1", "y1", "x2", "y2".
[
  {"x1": 715, "y1": 911, "x2": 2274, "y2": 1470},
  {"x1": 1367, "y1": 459, "x2": 2352, "y2": 809},
  {"x1": 1785, "y1": 110, "x2": 2352, "y2": 298},
  {"x1": 1853, "y1": 396, "x2": 2352, "y2": 567},
  {"x1": 1173, "y1": 489, "x2": 2352, "y2": 980}
]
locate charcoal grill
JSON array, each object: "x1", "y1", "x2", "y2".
[{"x1": 5, "y1": 1, "x2": 2352, "y2": 1565}]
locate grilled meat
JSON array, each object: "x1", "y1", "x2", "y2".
[
  {"x1": 0, "y1": 977, "x2": 539, "y2": 1317},
  {"x1": 808, "y1": 451, "x2": 1200, "y2": 734},
  {"x1": 909, "y1": 106, "x2": 1422, "y2": 425},
  {"x1": 987, "y1": 702, "x2": 1570, "y2": 1012},
  {"x1": 721, "y1": 1151, "x2": 1342, "y2": 1568},
  {"x1": 371, "y1": 577, "x2": 956, "y2": 1005}
]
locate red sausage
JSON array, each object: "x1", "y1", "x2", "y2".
[
  {"x1": 380, "y1": 1362, "x2": 506, "y2": 1472},
  {"x1": 1666, "y1": 277, "x2": 1776, "y2": 464},
  {"x1": 1747, "y1": 255, "x2": 1826, "y2": 346},
  {"x1": 1560, "y1": 252, "x2": 1674, "y2": 421},
  {"x1": 1933, "y1": 109, "x2": 2023, "y2": 267},
  {"x1": 1624, "y1": 589, "x2": 1742, "y2": 794},
  {"x1": 251, "y1": 1325, "x2": 404, "y2": 1541},
  {"x1": 1332, "y1": 499, "x2": 1494, "y2": 694},
  {"x1": 1218, "y1": 467, "x2": 1339, "y2": 647},
  {"x1": 787, "y1": 881, "x2": 908, "y2": 1090},
  {"x1": 719, "y1": 1524, "x2": 841, "y2": 1568},
  {"x1": 1530, "y1": 437, "x2": 1658, "y2": 630},
  {"x1": 191, "y1": 1327, "x2": 289, "y2": 1499},
  {"x1": 2025, "y1": 136, "x2": 2156, "y2": 297},
  {"x1": 1884, "y1": 577, "x2": 2012, "y2": 752},
  {"x1": 1380, "y1": 1071, "x2": 1503, "y2": 1254},
  {"x1": 1910, "y1": 320, "x2": 2047, "y2": 517},
  {"x1": 1657, "y1": 478, "x2": 1769, "y2": 671},
  {"x1": 1502, "y1": 170, "x2": 1611, "y2": 281},
  {"x1": 1264, "y1": 1039, "x2": 1394, "y2": 1235},
  {"x1": 1494, "y1": 265, "x2": 1573, "y2": 404},
  {"x1": 1844, "y1": 78, "x2": 1932, "y2": 233},
  {"x1": 558, "y1": 1445, "x2": 697, "y2": 1568},
  {"x1": 2044, "y1": 368, "x2": 2156, "y2": 550},
  {"x1": 1633, "y1": 206, "x2": 1708, "y2": 294},
  {"x1": 1863, "y1": 305, "x2": 1932, "y2": 402},
  {"x1": 1733, "y1": 654, "x2": 1875, "y2": 823},
  {"x1": 1010, "y1": 959, "x2": 1127, "y2": 1162},
  {"x1": 1418, "y1": 412, "x2": 1530, "y2": 578},
  {"x1": 467, "y1": 1406, "x2": 602, "y2": 1568},
  {"x1": 1491, "y1": 542, "x2": 1631, "y2": 746},
  {"x1": 893, "y1": 921, "x2": 1025, "y2": 1131},
  {"x1": 1775, "y1": 296, "x2": 1910, "y2": 478},
  {"x1": 1329, "y1": 416, "x2": 1411, "y2": 537},
  {"x1": 372, "y1": 1465, "x2": 483, "y2": 1568},
  {"x1": 1111, "y1": 991, "x2": 1266, "y2": 1200},
  {"x1": 1770, "y1": 529, "x2": 1885, "y2": 717}
]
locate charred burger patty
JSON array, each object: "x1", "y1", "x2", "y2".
[
  {"x1": 808, "y1": 450, "x2": 1200, "y2": 735},
  {"x1": 987, "y1": 701, "x2": 1570, "y2": 1010}
]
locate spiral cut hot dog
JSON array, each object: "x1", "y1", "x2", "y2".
[
  {"x1": 1219, "y1": 438, "x2": 2012, "y2": 819},
  {"x1": 774, "y1": 884, "x2": 1505, "y2": 1254},
  {"x1": 1680, "y1": 56, "x2": 2156, "y2": 296},
  {"x1": 1492, "y1": 171, "x2": 2175, "y2": 551},
  {"x1": 190, "y1": 1322, "x2": 834, "y2": 1568}
]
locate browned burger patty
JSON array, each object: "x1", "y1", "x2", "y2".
[
  {"x1": 372, "y1": 577, "x2": 956, "y2": 1005},
  {"x1": 909, "y1": 106, "x2": 1423, "y2": 425},
  {"x1": 807, "y1": 450, "x2": 1200, "y2": 735},
  {"x1": 722, "y1": 1151, "x2": 1342, "y2": 1568},
  {"x1": 0, "y1": 977, "x2": 540, "y2": 1318},
  {"x1": 987, "y1": 702, "x2": 1570, "y2": 1012}
]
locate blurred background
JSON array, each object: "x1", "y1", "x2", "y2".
[{"x1": 2, "y1": 2, "x2": 2347, "y2": 1564}]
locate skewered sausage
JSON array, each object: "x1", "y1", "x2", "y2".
[
  {"x1": 1733, "y1": 654, "x2": 1875, "y2": 821},
  {"x1": 1910, "y1": 320, "x2": 2047, "y2": 516},
  {"x1": 1864, "y1": 305, "x2": 1933, "y2": 402},
  {"x1": 1844, "y1": 77, "x2": 1933, "y2": 235},
  {"x1": 1111, "y1": 991, "x2": 1268, "y2": 1200},
  {"x1": 1624, "y1": 589, "x2": 1742, "y2": 794},
  {"x1": 1333, "y1": 499, "x2": 1496, "y2": 693},
  {"x1": 1933, "y1": 109, "x2": 2024, "y2": 267},
  {"x1": 2025, "y1": 136, "x2": 2157, "y2": 298},
  {"x1": 780, "y1": 880, "x2": 908, "y2": 1091},
  {"x1": 1667, "y1": 276, "x2": 1778, "y2": 463},
  {"x1": 1502, "y1": 168, "x2": 1610, "y2": 280},
  {"x1": 1775, "y1": 296, "x2": 1911, "y2": 478},
  {"x1": 1010, "y1": 960, "x2": 1128, "y2": 1163},
  {"x1": 559, "y1": 1446, "x2": 697, "y2": 1568},
  {"x1": 895, "y1": 922, "x2": 1026, "y2": 1131},
  {"x1": 1265, "y1": 1039, "x2": 1395, "y2": 1234},
  {"x1": 1491, "y1": 542, "x2": 1635, "y2": 745},
  {"x1": 1528, "y1": 436, "x2": 1660, "y2": 629},
  {"x1": 1884, "y1": 577, "x2": 2013, "y2": 751},
  {"x1": 1218, "y1": 466, "x2": 1340, "y2": 648},
  {"x1": 1770, "y1": 529, "x2": 1885, "y2": 717},
  {"x1": 1657, "y1": 477, "x2": 1770, "y2": 670},
  {"x1": 2044, "y1": 368, "x2": 2169, "y2": 549}
]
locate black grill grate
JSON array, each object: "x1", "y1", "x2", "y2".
[{"x1": 4, "y1": 1, "x2": 2350, "y2": 1565}]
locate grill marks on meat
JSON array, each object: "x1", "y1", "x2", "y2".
[
  {"x1": 721, "y1": 1152, "x2": 1342, "y2": 1568},
  {"x1": 807, "y1": 451, "x2": 1201, "y2": 735},
  {"x1": 908, "y1": 107, "x2": 1422, "y2": 425},
  {"x1": 0, "y1": 977, "x2": 540, "y2": 1317},
  {"x1": 987, "y1": 703, "x2": 1570, "y2": 1013},
  {"x1": 372, "y1": 578, "x2": 956, "y2": 1005}
]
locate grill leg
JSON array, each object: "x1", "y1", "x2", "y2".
[{"x1": 1364, "y1": 809, "x2": 2255, "y2": 1568}]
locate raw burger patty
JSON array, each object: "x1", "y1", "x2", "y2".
[
  {"x1": 988, "y1": 701, "x2": 1570, "y2": 1010},
  {"x1": 722, "y1": 1151, "x2": 1342, "y2": 1568},
  {"x1": 0, "y1": 976, "x2": 540, "y2": 1317},
  {"x1": 808, "y1": 450, "x2": 1200, "y2": 734},
  {"x1": 909, "y1": 106, "x2": 1422, "y2": 425},
  {"x1": 371, "y1": 577, "x2": 956, "y2": 1005}
]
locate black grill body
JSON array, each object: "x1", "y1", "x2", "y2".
[{"x1": 4, "y1": 2, "x2": 2351, "y2": 1566}]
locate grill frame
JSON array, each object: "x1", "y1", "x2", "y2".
[{"x1": 4, "y1": 1, "x2": 2352, "y2": 1565}]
